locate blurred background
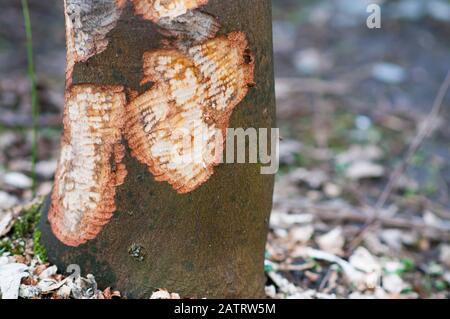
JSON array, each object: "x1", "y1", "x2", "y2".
[{"x1": 1, "y1": 0, "x2": 450, "y2": 298}]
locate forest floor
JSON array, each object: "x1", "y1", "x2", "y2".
[{"x1": 1, "y1": 0, "x2": 450, "y2": 299}]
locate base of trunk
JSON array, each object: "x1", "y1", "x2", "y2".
[{"x1": 40, "y1": 155, "x2": 274, "y2": 298}]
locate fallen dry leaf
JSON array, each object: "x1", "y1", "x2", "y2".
[
  {"x1": 0, "y1": 263, "x2": 29, "y2": 299},
  {"x1": 150, "y1": 289, "x2": 181, "y2": 299},
  {"x1": 316, "y1": 227, "x2": 345, "y2": 255}
]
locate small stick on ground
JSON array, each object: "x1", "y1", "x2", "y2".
[
  {"x1": 347, "y1": 69, "x2": 450, "y2": 252},
  {"x1": 275, "y1": 200, "x2": 450, "y2": 240}
]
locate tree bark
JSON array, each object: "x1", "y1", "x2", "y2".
[{"x1": 39, "y1": 0, "x2": 276, "y2": 298}]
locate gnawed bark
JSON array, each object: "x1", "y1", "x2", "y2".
[
  {"x1": 125, "y1": 32, "x2": 254, "y2": 193},
  {"x1": 157, "y1": 10, "x2": 219, "y2": 43},
  {"x1": 65, "y1": 0, "x2": 126, "y2": 85},
  {"x1": 132, "y1": 0, "x2": 208, "y2": 22},
  {"x1": 49, "y1": 85, "x2": 127, "y2": 247}
]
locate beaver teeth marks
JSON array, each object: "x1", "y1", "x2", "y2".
[
  {"x1": 125, "y1": 32, "x2": 255, "y2": 193},
  {"x1": 125, "y1": 51, "x2": 216, "y2": 193},
  {"x1": 132, "y1": 0, "x2": 208, "y2": 22},
  {"x1": 49, "y1": 85, "x2": 127, "y2": 247},
  {"x1": 187, "y1": 32, "x2": 255, "y2": 113},
  {"x1": 65, "y1": 0, "x2": 125, "y2": 64}
]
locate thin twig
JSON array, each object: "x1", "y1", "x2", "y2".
[
  {"x1": 275, "y1": 199, "x2": 450, "y2": 240},
  {"x1": 376, "y1": 70, "x2": 450, "y2": 211},
  {"x1": 318, "y1": 266, "x2": 334, "y2": 292},
  {"x1": 347, "y1": 70, "x2": 450, "y2": 251},
  {"x1": 275, "y1": 262, "x2": 316, "y2": 272}
]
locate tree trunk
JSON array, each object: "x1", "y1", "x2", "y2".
[{"x1": 39, "y1": 0, "x2": 276, "y2": 299}]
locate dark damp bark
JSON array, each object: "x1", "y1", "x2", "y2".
[{"x1": 39, "y1": 0, "x2": 276, "y2": 298}]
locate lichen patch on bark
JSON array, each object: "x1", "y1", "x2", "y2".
[
  {"x1": 125, "y1": 32, "x2": 255, "y2": 193},
  {"x1": 64, "y1": 0, "x2": 125, "y2": 85},
  {"x1": 49, "y1": 85, "x2": 127, "y2": 247},
  {"x1": 132, "y1": 0, "x2": 209, "y2": 23}
]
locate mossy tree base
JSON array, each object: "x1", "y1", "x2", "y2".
[{"x1": 39, "y1": 0, "x2": 275, "y2": 298}]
